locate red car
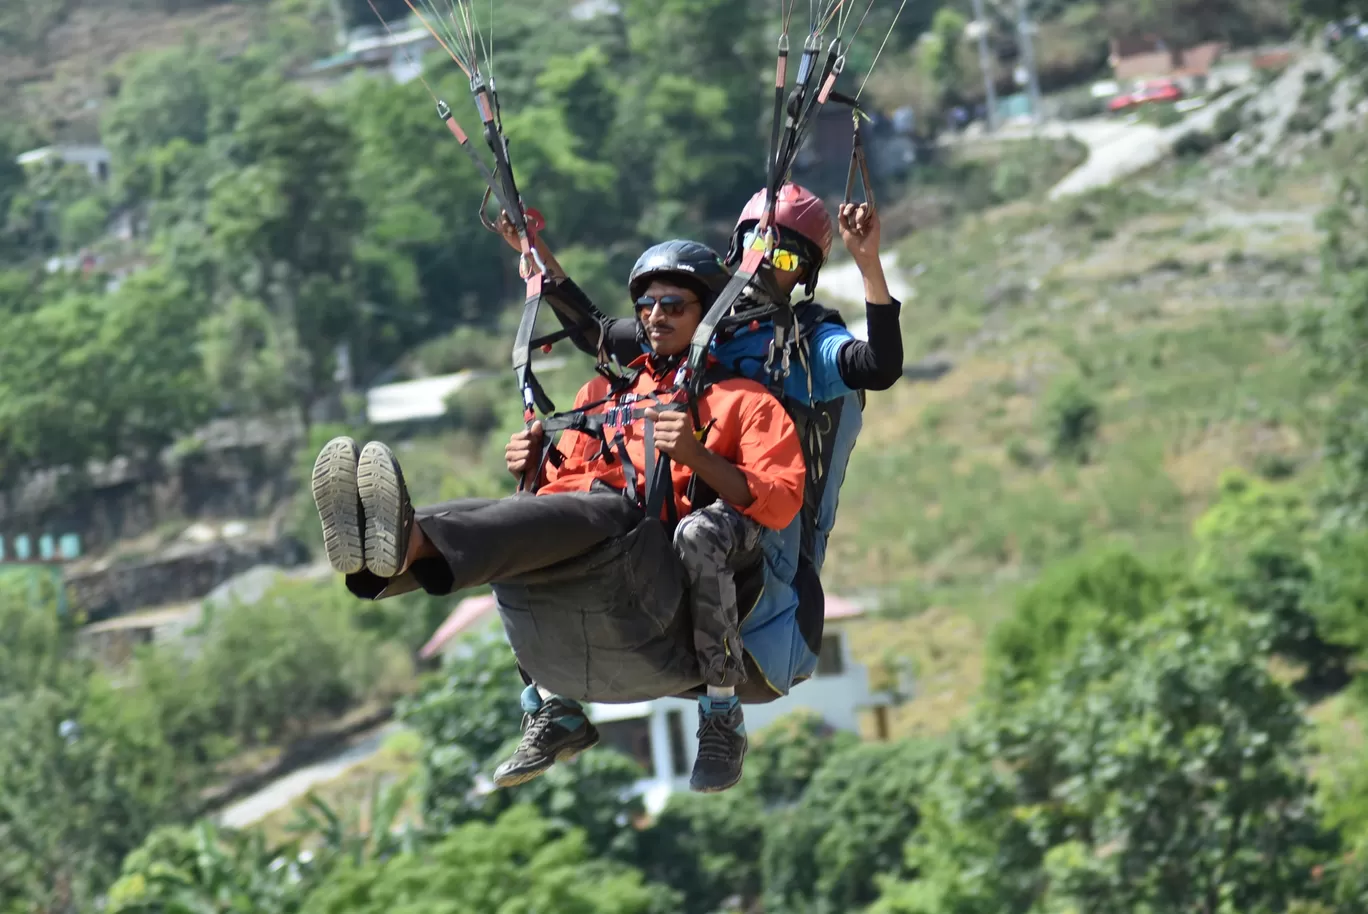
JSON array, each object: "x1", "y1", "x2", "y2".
[{"x1": 1108, "y1": 79, "x2": 1184, "y2": 113}]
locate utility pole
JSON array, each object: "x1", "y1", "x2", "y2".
[
  {"x1": 1015, "y1": 0, "x2": 1043, "y2": 125},
  {"x1": 968, "y1": 0, "x2": 998, "y2": 132}
]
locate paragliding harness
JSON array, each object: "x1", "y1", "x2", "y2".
[{"x1": 518, "y1": 355, "x2": 736, "y2": 528}]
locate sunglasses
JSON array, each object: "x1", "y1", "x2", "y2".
[
  {"x1": 635, "y1": 293, "x2": 697, "y2": 317},
  {"x1": 742, "y1": 229, "x2": 806, "y2": 273}
]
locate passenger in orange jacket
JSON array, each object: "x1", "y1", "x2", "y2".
[{"x1": 311, "y1": 239, "x2": 805, "y2": 795}]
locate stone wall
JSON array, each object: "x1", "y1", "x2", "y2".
[
  {"x1": 0, "y1": 417, "x2": 302, "y2": 555},
  {"x1": 66, "y1": 535, "x2": 311, "y2": 621}
]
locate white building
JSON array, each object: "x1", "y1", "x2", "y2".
[
  {"x1": 364, "y1": 358, "x2": 567, "y2": 426},
  {"x1": 420, "y1": 590, "x2": 895, "y2": 814},
  {"x1": 295, "y1": 25, "x2": 440, "y2": 93},
  {"x1": 17, "y1": 144, "x2": 112, "y2": 183}
]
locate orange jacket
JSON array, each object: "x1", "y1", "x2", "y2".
[{"x1": 537, "y1": 356, "x2": 806, "y2": 530}]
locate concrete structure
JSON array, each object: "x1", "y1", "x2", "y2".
[
  {"x1": 296, "y1": 25, "x2": 439, "y2": 92},
  {"x1": 16, "y1": 144, "x2": 112, "y2": 183},
  {"x1": 365, "y1": 358, "x2": 567, "y2": 426},
  {"x1": 422, "y1": 591, "x2": 895, "y2": 814}
]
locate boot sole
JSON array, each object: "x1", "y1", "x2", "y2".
[
  {"x1": 493, "y1": 733, "x2": 601, "y2": 789},
  {"x1": 357, "y1": 441, "x2": 411, "y2": 579},
  {"x1": 311, "y1": 437, "x2": 365, "y2": 575},
  {"x1": 690, "y1": 765, "x2": 746, "y2": 794}
]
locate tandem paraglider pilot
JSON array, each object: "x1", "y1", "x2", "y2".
[{"x1": 310, "y1": 240, "x2": 806, "y2": 794}]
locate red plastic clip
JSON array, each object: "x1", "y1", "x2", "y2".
[
  {"x1": 749, "y1": 320, "x2": 760, "y2": 332},
  {"x1": 541, "y1": 343, "x2": 553, "y2": 354}
]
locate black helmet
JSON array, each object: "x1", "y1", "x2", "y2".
[{"x1": 628, "y1": 240, "x2": 731, "y2": 306}]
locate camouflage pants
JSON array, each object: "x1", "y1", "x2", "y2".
[{"x1": 673, "y1": 501, "x2": 763, "y2": 689}]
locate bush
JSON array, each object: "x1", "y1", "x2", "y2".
[
  {"x1": 403, "y1": 325, "x2": 507, "y2": 378},
  {"x1": 1042, "y1": 373, "x2": 1101, "y2": 463},
  {"x1": 444, "y1": 375, "x2": 509, "y2": 435},
  {"x1": 986, "y1": 547, "x2": 1173, "y2": 698},
  {"x1": 129, "y1": 576, "x2": 405, "y2": 758}
]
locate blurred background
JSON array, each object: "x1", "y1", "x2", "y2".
[{"x1": 7, "y1": 0, "x2": 1368, "y2": 911}]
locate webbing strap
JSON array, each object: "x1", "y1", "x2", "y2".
[
  {"x1": 610, "y1": 430, "x2": 638, "y2": 504},
  {"x1": 643, "y1": 414, "x2": 656, "y2": 510}
]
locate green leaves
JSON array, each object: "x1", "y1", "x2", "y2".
[
  {"x1": 0, "y1": 264, "x2": 213, "y2": 475},
  {"x1": 884, "y1": 600, "x2": 1339, "y2": 914},
  {"x1": 299, "y1": 805, "x2": 664, "y2": 914}
]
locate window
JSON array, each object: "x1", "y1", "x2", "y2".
[
  {"x1": 666, "y1": 709, "x2": 689, "y2": 777},
  {"x1": 815, "y1": 633, "x2": 845, "y2": 677},
  {"x1": 597, "y1": 717, "x2": 655, "y2": 775}
]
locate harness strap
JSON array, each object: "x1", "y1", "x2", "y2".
[
  {"x1": 603, "y1": 430, "x2": 634, "y2": 504},
  {"x1": 643, "y1": 413, "x2": 657, "y2": 510}
]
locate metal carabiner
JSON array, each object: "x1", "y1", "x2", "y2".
[{"x1": 845, "y1": 110, "x2": 876, "y2": 208}]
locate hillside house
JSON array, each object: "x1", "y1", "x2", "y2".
[
  {"x1": 364, "y1": 357, "x2": 568, "y2": 427},
  {"x1": 296, "y1": 24, "x2": 439, "y2": 92},
  {"x1": 1109, "y1": 35, "x2": 1226, "y2": 87},
  {"x1": 16, "y1": 144, "x2": 112, "y2": 183},
  {"x1": 421, "y1": 590, "x2": 898, "y2": 814}
]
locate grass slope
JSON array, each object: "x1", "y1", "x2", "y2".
[{"x1": 835, "y1": 148, "x2": 1340, "y2": 737}]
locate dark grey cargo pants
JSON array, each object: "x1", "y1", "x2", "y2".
[{"x1": 673, "y1": 501, "x2": 764, "y2": 689}]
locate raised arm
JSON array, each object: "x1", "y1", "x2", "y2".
[
  {"x1": 834, "y1": 203, "x2": 903, "y2": 392},
  {"x1": 498, "y1": 212, "x2": 642, "y2": 366}
]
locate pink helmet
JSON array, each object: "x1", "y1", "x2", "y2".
[{"x1": 732, "y1": 182, "x2": 834, "y2": 264}]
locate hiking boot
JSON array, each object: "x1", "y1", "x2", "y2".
[
  {"x1": 690, "y1": 696, "x2": 747, "y2": 793},
  {"x1": 493, "y1": 688, "x2": 600, "y2": 788},
  {"x1": 311, "y1": 437, "x2": 365, "y2": 575},
  {"x1": 356, "y1": 441, "x2": 415, "y2": 579}
]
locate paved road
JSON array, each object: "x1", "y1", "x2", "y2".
[{"x1": 216, "y1": 722, "x2": 402, "y2": 829}]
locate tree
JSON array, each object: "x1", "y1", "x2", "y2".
[
  {"x1": 876, "y1": 600, "x2": 1340, "y2": 914},
  {"x1": 102, "y1": 44, "x2": 265, "y2": 207},
  {"x1": 634, "y1": 710, "x2": 862, "y2": 914},
  {"x1": 397, "y1": 631, "x2": 526, "y2": 830},
  {"x1": 763, "y1": 739, "x2": 934, "y2": 914},
  {"x1": 106, "y1": 821, "x2": 313, "y2": 914},
  {"x1": 0, "y1": 666, "x2": 190, "y2": 913},
  {"x1": 1193, "y1": 469, "x2": 1352, "y2": 689},
  {"x1": 203, "y1": 84, "x2": 366, "y2": 427},
  {"x1": 917, "y1": 8, "x2": 971, "y2": 110},
  {"x1": 299, "y1": 805, "x2": 672, "y2": 914},
  {"x1": 340, "y1": 73, "x2": 513, "y2": 369},
  {"x1": 985, "y1": 546, "x2": 1172, "y2": 702},
  {"x1": 617, "y1": 0, "x2": 769, "y2": 229},
  {"x1": 0, "y1": 265, "x2": 213, "y2": 476}
]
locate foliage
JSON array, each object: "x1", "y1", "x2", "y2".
[
  {"x1": 636, "y1": 710, "x2": 859, "y2": 914},
  {"x1": 128, "y1": 575, "x2": 410, "y2": 763},
  {"x1": 1041, "y1": 373, "x2": 1101, "y2": 463},
  {"x1": 986, "y1": 547, "x2": 1173, "y2": 700},
  {"x1": 1304, "y1": 137, "x2": 1368, "y2": 522},
  {"x1": 106, "y1": 821, "x2": 314, "y2": 914},
  {"x1": 0, "y1": 263, "x2": 213, "y2": 478},
  {"x1": 0, "y1": 654, "x2": 190, "y2": 912},
  {"x1": 299, "y1": 804, "x2": 670, "y2": 914},
  {"x1": 1191, "y1": 469, "x2": 1355, "y2": 687},
  {"x1": 763, "y1": 739, "x2": 936, "y2": 914},
  {"x1": 876, "y1": 600, "x2": 1340, "y2": 914},
  {"x1": 397, "y1": 631, "x2": 525, "y2": 830}
]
